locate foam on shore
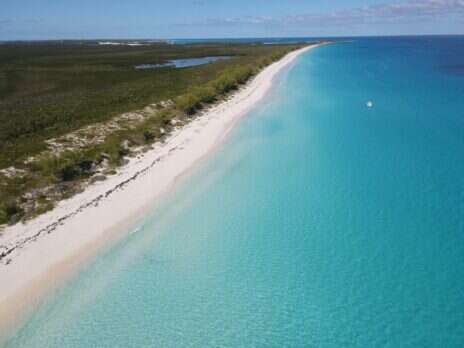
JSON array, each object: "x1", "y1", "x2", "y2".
[{"x1": 0, "y1": 44, "x2": 320, "y2": 335}]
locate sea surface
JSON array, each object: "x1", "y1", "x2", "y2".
[{"x1": 3, "y1": 37, "x2": 464, "y2": 347}]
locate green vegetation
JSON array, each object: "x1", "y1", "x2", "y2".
[{"x1": 0, "y1": 40, "x2": 310, "y2": 225}]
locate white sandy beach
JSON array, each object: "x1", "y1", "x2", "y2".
[{"x1": 0, "y1": 44, "x2": 318, "y2": 332}]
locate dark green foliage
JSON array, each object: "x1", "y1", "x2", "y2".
[
  {"x1": 0, "y1": 40, "x2": 311, "y2": 223},
  {"x1": 0, "y1": 199, "x2": 24, "y2": 225},
  {"x1": 0, "y1": 41, "x2": 304, "y2": 169},
  {"x1": 175, "y1": 64, "x2": 258, "y2": 115},
  {"x1": 175, "y1": 93, "x2": 201, "y2": 115},
  {"x1": 0, "y1": 207, "x2": 7, "y2": 225},
  {"x1": 59, "y1": 165, "x2": 80, "y2": 182},
  {"x1": 143, "y1": 130, "x2": 155, "y2": 143}
]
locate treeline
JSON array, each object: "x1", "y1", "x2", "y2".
[
  {"x1": 174, "y1": 48, "x2": 293, "y2": 115},
  {"x1": 175, "y1": 65, "x2": 255, "y2": 115},
  {"x1": 0, "y1": 44, "x2": 306, "y2": 225}
]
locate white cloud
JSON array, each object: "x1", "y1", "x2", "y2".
[{"x1": 196, "y1": 0, "x2": 464, "y2": 27}]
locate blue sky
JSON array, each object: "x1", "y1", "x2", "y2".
[{"x1": 1, "y1": 0, "x2": 464, "y2": 40}]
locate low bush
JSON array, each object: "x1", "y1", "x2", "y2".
[
  {"x1": 0, "y1": 43, "x2": 306, "y2": 223},
  {"x1": 0, "y1": 199, "x2": 24, "y2": 225},
  {"x1": 0, "y1": 207, "x2": 8, "y2": 225}
]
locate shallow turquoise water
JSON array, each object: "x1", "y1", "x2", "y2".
[{"x1": 4, "y1": 37, "x2": 464, "y2": 347}]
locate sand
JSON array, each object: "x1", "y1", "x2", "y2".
[{"x1": 0, "y1": 44, "x2": 319, "y2": 333}]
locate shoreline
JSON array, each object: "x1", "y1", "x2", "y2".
[{"x1": 0, "y1": 44, "x2": 320, "y2": 336}]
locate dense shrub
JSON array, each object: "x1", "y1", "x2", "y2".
[
  {"x1": 175, "y1": 63, "x2": 258, "y2": 114},
  {"x1": 0, "y1": 207, "x2": 7, "y2": 225},
  {"x1": 0, "y1": 200, "x2": 24, "y2": 224},
  {"x1": 175, "y1": 93, "x2": 201, "y2": 115},
  {"x1": 31, "y1": 151, "x2": 95, "y2": 182},
  {"x1": 143, "y1": 130, "x2": 155, "y2": 142},
  {"x1": 58, "y1": 164, "x2": 81, "y2": 181},
  {"x1": 0, "y1": 43, "x2": 306, "y2": 224}
]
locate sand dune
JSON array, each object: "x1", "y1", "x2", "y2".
[{"x1": 0, "y1": 44, "x2": 319, "y2": 332}]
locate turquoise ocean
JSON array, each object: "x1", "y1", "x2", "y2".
[{"x1": 3, "y1": 37, "x2": 464, "y2": 347}]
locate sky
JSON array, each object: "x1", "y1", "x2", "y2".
[{"x1": 1, "y1": 0, "x2": 464, "y2": 40}]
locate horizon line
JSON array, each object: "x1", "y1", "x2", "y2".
[{"x1": 1, "y1": 33, "x2": 464, "y2": 43}]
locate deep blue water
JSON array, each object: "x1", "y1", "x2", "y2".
[{"x1": 3, "y1": 37, "x2": 464, "y2": 347}]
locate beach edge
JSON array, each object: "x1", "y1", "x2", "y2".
[{"x1": 0, "y1": 43, "x2": 321, "y2": 337}]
